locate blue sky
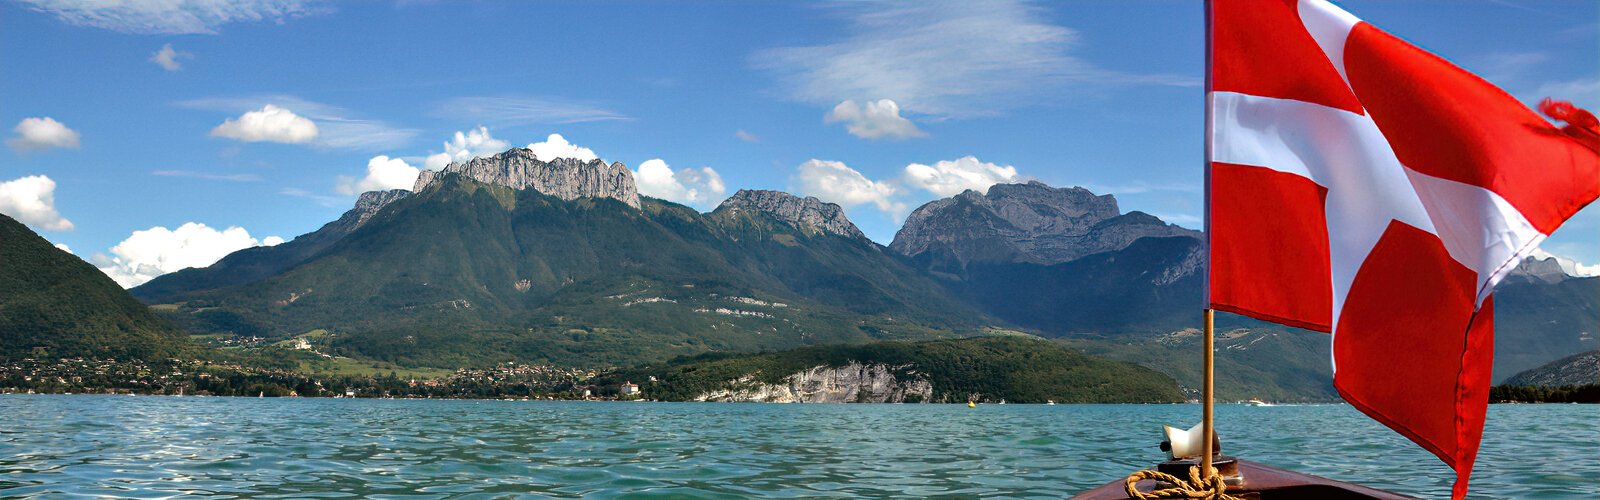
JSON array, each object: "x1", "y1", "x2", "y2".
[{"x1": 1, "y1": 0, "x2": 1595, "y2": 287}]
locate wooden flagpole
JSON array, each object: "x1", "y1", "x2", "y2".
[
  {"x1": 1200, "y1": 0, "x2": 1216, "y2": 480},
  {"x1": 1201, "y1": 308, "x2": 1215, "y2": 475}
]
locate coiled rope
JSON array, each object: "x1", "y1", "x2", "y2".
[{"x1": 1123, "y1": 466, "x2": 1240, "y2": 500}]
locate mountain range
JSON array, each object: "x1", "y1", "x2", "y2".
[
  {"x1": 133, "y1": 149, "x2": 983, "y2": 367},
  {"x1": 6, "y1": 145, "x2": 1591, "y2": 399}
]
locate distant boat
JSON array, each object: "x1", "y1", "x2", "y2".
[
  {"x1": 1246, "y1": 398, "x2": 1274, "y2": 407},
  {"x1": 1046, "y1": 400, "x2": 1057, "y2": 406}
]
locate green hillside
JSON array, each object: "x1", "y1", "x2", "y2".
[
  {"x1": 148, "y1": 175, "x2": 986, "y2": 368},
  {"x1": 609, "y1": 336, "x2": 1185, "y2": 403},
  {"x1": 0, "y1": 214, "x2": 189, "y2": 360}
]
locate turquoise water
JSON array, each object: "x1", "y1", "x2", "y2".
[{"x1": 0, "y1": 396, "x2": 1592, "y2": 498}]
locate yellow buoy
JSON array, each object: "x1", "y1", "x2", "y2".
[{"x1": 968, "y1": 401, "x2": 976, "y2": 408}]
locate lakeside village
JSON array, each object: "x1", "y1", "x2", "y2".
[{"x1": 0, "y1": 357, "x2": 652, "y2": 400}]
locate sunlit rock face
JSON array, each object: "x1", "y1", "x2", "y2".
[{"x1": 414, "y1": 148, "x2": 640, "y2": 209}]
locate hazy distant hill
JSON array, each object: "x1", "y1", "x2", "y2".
[
  {"x1": 1503, "y1": 349, "x2": 1599, "y2": 387},
  {"x1": 137, "y1": 151, "x2": 986, "y2": 367},
  {"x1": 892, "y1": 182, "x2": 1204, "y2": 335},
  {"x1": 0, "y1": 214, "x2": 187, "y2": 360}
]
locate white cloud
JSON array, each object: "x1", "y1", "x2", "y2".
[
  {"x1": 526, "y1": 133, "x2": 598, "y2": 163},
  {"x1": 179, "y1": 95, "x2": 417, "y2": 151},
  {"x1": 18, "y1": 0, "x2": 325, "y2": 35},
  {"x1": 735, "y1": 129, "x2": 760, "y2": 143},
  {"x1": 210, "y1": 104, "x2": 319, "y2": 144},
  {"x1": 54, "y1": 243, "x2": 72, "y2": 254},
  {"x1": 434, "y1": 96, "x2": 630, "y2": 125},
  {"x1": 755, "y1": 2, "x2": 1195, "y2": 118},
  {"x1": 262, "y1": 236, "x2": 285, "y2": 246},
  {"x1": 423, "y1": 126, "x2": 511, "y2": 171},
  {"x1": 826, "y1": 99, "x2": 925, "y2": 140},
  {"x1": 902, "y1": 156, "x2": 1018, "y2": 197},
  {"x1": 634, "y1": 159, "x2": 726, "y2": 208},
  {"x1": 792, "y1": 159, "x2": 902, "y2": 213},
  {"x1": 150, "y1": 43, "x2": 190, "y2": 71},
  {"x1": 338, "y1": 156, "x2": 421, "y2": 195},
  {"x1": 94, "y1": 222, "x2": 282, "y2": 288},
  {"x1": 0, "y1": 175, "x2": 73, "y2": 231},
  {"x1": 7, "y1": 117, "x2": 81, "y2": 152}
]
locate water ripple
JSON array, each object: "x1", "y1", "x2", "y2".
[{"x1": 0, "y1": 396, "x2": 1593, "y2": 498}]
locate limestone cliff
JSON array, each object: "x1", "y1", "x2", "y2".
[
  {"x1": 693, "y1": 362, "x2": 932, "y2": 403},
  {"x1": 414, "y1": 148, "x2": 640, "y2": 209},
  {"x1": 890, "y1": 181, "x2": 1199, "y2": 267},
  {"x1": 712, "y1": 189, "x2": 867, "y2": 240}
]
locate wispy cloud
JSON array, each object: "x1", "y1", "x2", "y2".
[
  {"x1": 177, "y1": 95, "x2": 419, "y2": 151},
  {"x1": 1533, "y1": 78, "x2": 1600, "y2": 109},
  {"x1": 1081, "y1": 181, "x2": 1201, "y2": 196},
  {"x1": 753, "y1": 1, "x2": 1196, "y2": 119},
  {"x1": 433, "y1": 96, "x2": 631, "y2": 126},
  {"x1": 153, "y1": 170, "x2": 263, "y2": 182},
  {"x1": 17, "y1": 0, "x2": 329, "y2": 35},
  {"x1": 281, "y1": 187, "x2": 349, "y2": 208}
]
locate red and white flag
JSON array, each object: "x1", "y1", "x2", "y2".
[{"x1": 1206, "y1": 1, "x2": 1600, "y2": 498}]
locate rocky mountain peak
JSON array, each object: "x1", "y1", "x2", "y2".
[
  {"x1": 412, "y1": 148, "x2": 641, "y2": 209},
  {"x1": 714, "y1": 189, "x2": 867, "y2": 240},
  {"x1": 351, "y1": 189, "x2": 411, "y2": 227},
  {"x1": 890, "y1": 181, "x2": 1198, "y2": 267}
]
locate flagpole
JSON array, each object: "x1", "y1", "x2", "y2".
[
  {"x1": 1200, "y1": 0, "x2": 1216, "y2": 480},
  {"x1": 1201, "y1": 308, "x2": 1215, "y2": 475}
]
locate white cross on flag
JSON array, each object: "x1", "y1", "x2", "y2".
[{"x1": 1205, "y1": 1, "x2": 1599, "y2": 498}]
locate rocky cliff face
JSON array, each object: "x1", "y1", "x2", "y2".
[
  {"x1": 693, "y1": 362, "x2": 933, "y2": 403},
  {"x1": 414, "y1": 148, "x2": 640, "y2": 209},
  {"x1": 1503, "y1": 349, "x2": 1599, "y2": 387},
  {"x1": 713, "y1": 189, "x2": 867, "y2": 240},
  {"x1": 890, "y1": 181, "x2": 1199, "y2": 268},
  {"x1": 1506, "y1": 254, "x2": 1574, "y2": 285}
]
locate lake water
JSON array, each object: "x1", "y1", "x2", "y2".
[{"x1": 0, "y1": 396, "x2": 1592, "y2": 499}]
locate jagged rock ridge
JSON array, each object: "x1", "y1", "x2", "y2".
[
  {"x1": 713, "y1": 189, "x2": 867, "y2": 240},
  {"x1": 890, "y1": 181, "x2": 1200, "y2": 268},
  {"x1": 413, "y1": 148, "x2": 640, "y2": 209}
]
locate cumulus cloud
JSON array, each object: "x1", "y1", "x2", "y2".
[
  {"x1": 0, "y1": 175, "x2": 74, "y2": 231},
  {"x1": 792, "y1": 159, "x2": 902, "y2": 213},
  {"x1": 54, "y1": 243, "x2": 72, "y2": 254},
  {"x1": 17, "y1": 0, "x2": 326, "y2": 35},
  {"x1": 755, "y1": 1, "x2": 1194, "y2": 118},
  {"x1": 423, "y1": 126, "x2": 511, "y2": 171},
  {"x1": 338, "y1": 156, "x2": 421, "y2": 195},
  {"x1": 210, "y1": 104, "x2": 319, "y2": 143},
  {"x1": 150, "y1": 43, "x2": 190, "y2": 71},
  {"x1": 634, "y1": 159, "x2": 726, "y2": 208},
  {"x1": 902, "y1": 156, "x2": 1019, "y2": 197},
  {"x1": 180, "y1": 95, "x2": 417, "y2": 151},
  {"x1": 826, "y1": 99, "x2": 925, "y2": 140},
  {"x1": 7, "y1": 117, "x2": 81, "y2": 152},
  {"x1": 526, "y1": 133, "x2": 598, "y2": 162},
  {"x1": 94, "y1": 222, "x2": 282, "y2": 288}
]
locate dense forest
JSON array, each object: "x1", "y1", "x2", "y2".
[
  {"x1": 601, "y1": 335, "x2": 1186, "y2": 403},
  {"x1": 1489, "y1": 384, "x2": 1600, "y2": 403}
]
